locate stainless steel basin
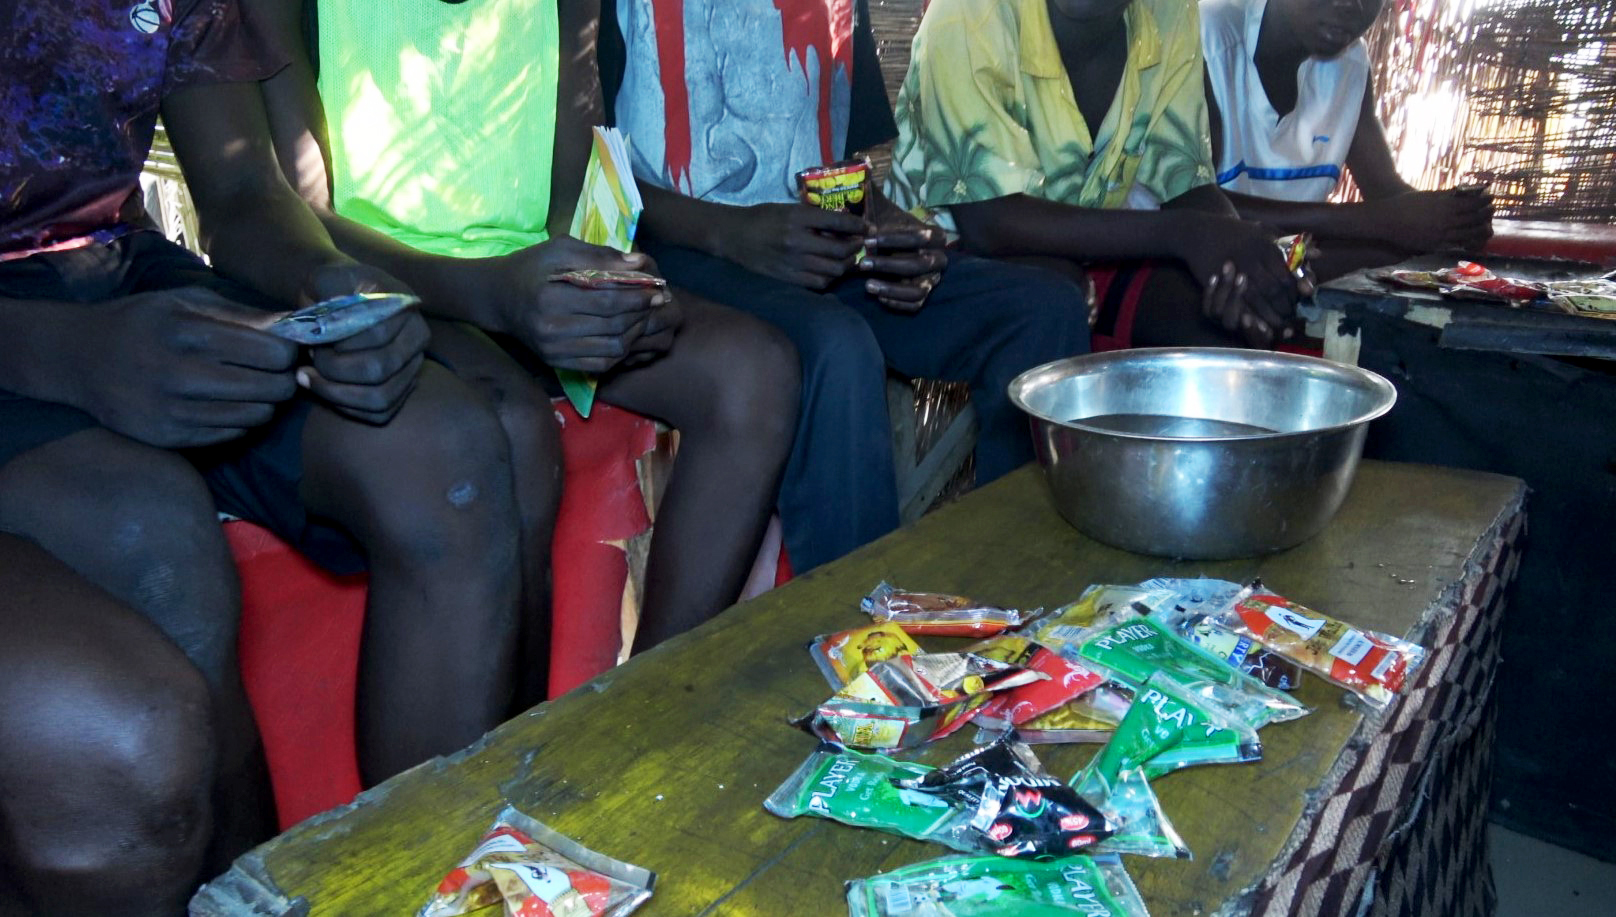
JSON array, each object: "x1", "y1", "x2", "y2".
[{"x1": 1009, "y1": 348, "x2": 1397, "y2": 559}]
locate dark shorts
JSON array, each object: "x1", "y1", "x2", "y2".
[{"x1": 0, "y1": 232, "x2": 367, "y2": 574}]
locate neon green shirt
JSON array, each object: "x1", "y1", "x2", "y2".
[
  {"x1": 316, "y1": 0, "x2": 558, "y2": 257},
  {"x1": 890, "y1": 0, "x2": 1215, "y2": 230}
]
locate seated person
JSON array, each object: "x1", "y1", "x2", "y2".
[
  {"x1": 600, "y1": 0, "x2": 1092, "y2": 572},
  {"x1": 1201, "y1": 0, "x2": 1493, "y2": 276},
  {"x1": 258, "y1": 0, "x2": 799, "y2": 663},
  {"x1": 890, "y1": 0, "x2": 1301, "y2": 349},
  {"x1": 1, "y1": 0, "x2": 535, "y2": 910}
]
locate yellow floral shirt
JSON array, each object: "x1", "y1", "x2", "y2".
[{"x1": 890, "y1": 0, "x2": 1216, "y2": 229}]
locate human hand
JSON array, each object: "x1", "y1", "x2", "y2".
[
  {"x1": 1375, "y1": 187, "x2": 1495, "y2": 254},
  {"x1": 76, "y1": 287, "x2": 300, "y2": 448},
  {"x1": 1178, "y1": 215, "x2": 1298, "y2": 347},
  {"x1": 858, "y1": 228, "x2": 947, "y2": 312},
  {"x1": 717, "y1": 202, "x2": 867, "y2": 290},
  {"x1": 296, "y1": 261, "x2": 429, "y2": 425},
  {"x1": 492, "y1": 236, "x2": 680, "y2": 374}
]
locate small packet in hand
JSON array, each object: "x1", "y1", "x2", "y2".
[
  {"x1": 420, "y1": 806, "x2": 654, "y2": 917},
  {"x1": 860, "y1": 581, "x2": 1026, "y2": 637},
  {"x1": 549, "y1": 269, "x2": 668, "y2": 290},
  {"x1": 266, "y1": 292, "x2": 419, "y2": 345},
  {"x1": 797, "y1": 158, "x2": 871, "y2": 260},
  {"x1": 797, "y1": 159, "x2": 871, "y2": 217}
]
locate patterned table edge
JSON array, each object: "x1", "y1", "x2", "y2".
[{"x1": 1230, "y1": 486, "x2": 1527, "y2": 916}]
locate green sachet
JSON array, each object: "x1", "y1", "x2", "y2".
[
  {"x1": 763, "y1": 744, "x2": 976, "y2": 853},
  {"x1": 1095, "y1": 671, "x2": 1262, "y2": 781},
  {"x1": 846, "y1": 854, "x2": 1149, "y2": 917},
  {"x1": 1076, "y1": 613, "x2": 1306, "y2": 729}
]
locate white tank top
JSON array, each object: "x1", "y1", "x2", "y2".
[{"x1": 1200, "y1": 0, "x2": 1368, "y2": 202}]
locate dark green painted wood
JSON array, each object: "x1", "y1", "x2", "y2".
[{"x1": 194, "y1": 461, "x2": 1525, "y2": 917}]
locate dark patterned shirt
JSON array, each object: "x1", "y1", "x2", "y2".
[{"x1": 0, "y1": 0, "x2": 285, "y2": 257}]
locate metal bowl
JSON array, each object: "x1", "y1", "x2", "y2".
[{"x1": 1009, "y1": 348, "x2": 1397, "y2": 559}]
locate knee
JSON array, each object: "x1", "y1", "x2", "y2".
[
  {"x1": 1002, "y1": 266, "x2": 1092, "y2": 348},
  {"x1": 794, "y1": 306, "x2": 885, "y2": 385},
  {"x1": 357, "y1": 385, "x2": 518, "y2": 562},
  {"x1": 0, "y1": 437, "x2": 224, "y2": 604},
  {"x1": 701, "y1": 321, "x2": 802, "y2": 444},
  {"x1": 14, "y1": 664, "x2": 214, "y2": 892},
  {"x1": 487, "y1": 378, "x2": 564, "y2": 496}
]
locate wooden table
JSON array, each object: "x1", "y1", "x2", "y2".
[
  {"x1": 1307, "y1": 261, "x2": 1616, "y2": 862},
  {"x1": 193, "y1": 462, "x2": 1525, "y2": 917},
  {"x1": 1306, "y1": 253, "x2": 1616, "y2": 364}
]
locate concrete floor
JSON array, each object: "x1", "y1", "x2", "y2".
[{"x1": 1492, "y1": 825, "x2": 1616, "y2": 916}]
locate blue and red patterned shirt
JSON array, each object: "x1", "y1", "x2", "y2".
[{"x1": 0, "y1": 0, "x2": 284, "y2": 258}]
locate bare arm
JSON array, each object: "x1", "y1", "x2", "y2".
[
  {"x1": 162, "y1": 79, "x2": 356, "y2": 303},
  {"x1": 950, "y1": 184, "x2": 1294, "y2": 334},
  {"x1": 949, "y1": 183, "x2": 1241, "y2": 262},
  {"x1": 1343, "y1": 78, "x2": 1417, "y2": 201}
]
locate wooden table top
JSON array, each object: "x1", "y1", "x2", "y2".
[
  {"x1": 1312, "y1": 254, "x2": 1616, "y2": 361},
  {"x1": 194, "y1": 461, "x2": 1526, "y2": 917}
]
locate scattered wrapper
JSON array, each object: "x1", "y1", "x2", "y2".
[
  {"x1": 859, "y1": 581, "x2": 1028, "y2": 637},
  {"x1": 949, "y1": 635, "x2": 1106, "y2": 737},
  {"x1": 420, "y1": 806, "x2": 654, "y2": 917},
  {"x1": 845, "y1": 853, "x2": 1149, "y2": 917},
  {"x1": 795, "y1": 652, "x2": 1047, "y2": 749},
  {"x1": 1213, "y1": 582, "x2": 1426, "y2": 710},
  {"x1": 808, "y1": 622, "x2": 923, "y2": 689},
  {"x1": 893, "y1": 733, "x2": 1114, "y2": 859}
]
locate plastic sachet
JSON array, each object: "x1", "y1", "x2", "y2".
[
  {"x1": 548, "y1": 269, "x2": 668, "y2": 290},
  {"x1": 420, "y1": 807, "x2": 654, "y2": 917},
  {"x1": 845, "y1": 854, "x2": 1149, "y2": 917},
  {"x1": 1013, "y1": 682, "x2": 1134, "y2": 745},
  {"x1": 764, "y1": 744, "x2": 977, "y2": 853},
  {"x1": 796, "y1": 652, "x2": 1045, "y2": 749},
  {"x1": 1075, "y1": 611, "x2": 1307, "y2": 729},
  {"x1": 891, "y1": 733, "x2": 1113, "y2": 858},
  {"x1": 809, "y1": 622, "x2": 922, "y2": 689},
  {"x1": 265, "y1": 292, "x2": 419, "y2": 345},
  {"x1": 953, "y1": 635, "x2": 1106, "y2": 736},
  {"x1": 1205, "y1": 583, "x2": 1428, "y2": 710},
  {"x1": 1141, "y1": 577, "x2": 1303, "y2": 691},
  {"x1": 1020, "y1": 585, "x2": 1178, "y2": 657},
  {"x1": 1110, "y1": 670, "x2": 1261, "y2": 780},
  {"x1": 860, "y1": 582, "x2": 1028, "y2": 637}
]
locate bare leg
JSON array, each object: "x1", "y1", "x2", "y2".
[
  {"x1": 0, "y1": 430, "x2": 270, "y2": 878},
  {"x1": 597, "y1": 296, "x2": 799, "y2": 652},
  {"x1": 0, "y1": 534, "x2": 214, "y2": 917},
  {"x1": 424, "y1": 320, "x2": 564, "y2": 712},
  {"x1": 298, "y1": 363, "x2": 525, "y2": 783}
]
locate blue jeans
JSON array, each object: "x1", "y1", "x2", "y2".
[{"x1": 644, "y1": 244, "x2": 1091, "y2": 572}]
